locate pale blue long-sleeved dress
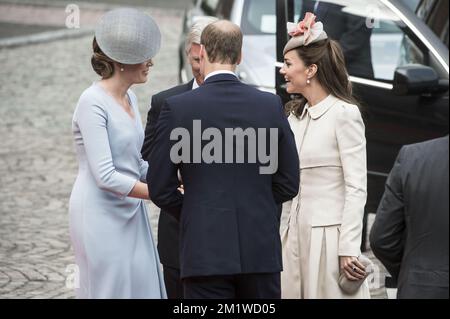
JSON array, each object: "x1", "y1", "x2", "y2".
[{"x1": 69, "y1": 82, "x2": 166, "y2": 299}]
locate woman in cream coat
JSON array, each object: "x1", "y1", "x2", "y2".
[{"x1": 279, "y1": 13, "x2": 371, "y2": 299}]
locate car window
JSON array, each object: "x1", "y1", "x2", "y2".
[
  {"x1": 295, "y1": 0, "x2": 426, "y2": 81},
  {"x1": 417, "y1": 0, "x2": 437, "y2": 21},
  {"x1": 400, "y1": 0, "x2": 421, "y2": 12},
  {"x1": 240, "y1": 0, "x2": 303, "y2": 35},
  {"x1": 442, "y1": 22, "x2": 449, "y2": 48},
  {"x1": 216, "y1": 0, "x2": 234, "y2": 19},
  {"x1": 417, "y1": 0, "x2": 449, "y2": 48},
  {"x1": 241, "y1": 0, "x2": 276, "y2": 34},
  {"x1": 201, "y1": 0, "x2": 220, "y2": 16}
]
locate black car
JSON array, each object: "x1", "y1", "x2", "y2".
[
  {"x1": 275, "y1": 0, "x2": 449, "y2": 249},
  {"x1": 180, "y1": 0, "x2": 449, "y2": 250}
]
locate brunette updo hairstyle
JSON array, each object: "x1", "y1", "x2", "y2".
[
  {"x1": 91, "y1": 37, "x2": 116, "y2": 79},
  {"x1": 285, "y1": 38, "x2": 361, "y2": 118}
]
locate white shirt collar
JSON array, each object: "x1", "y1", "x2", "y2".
[
  {"x1": 192, "y1": 78, "x2": 200, "y2": 90},
  {"x1": 204, "y1": 70, "x2": 236, "y2": 82}
]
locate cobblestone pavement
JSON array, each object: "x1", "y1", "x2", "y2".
[{"x1": 0, "y1": 2, "x2": 390, "y2": 299}]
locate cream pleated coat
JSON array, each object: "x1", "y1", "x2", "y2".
[{"x1": 281, "y1": 95, "x2": 370, "y2": 299}]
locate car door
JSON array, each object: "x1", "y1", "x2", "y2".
[{"x1": 276, "y1": 0, "x2": 449, "y2": 218}]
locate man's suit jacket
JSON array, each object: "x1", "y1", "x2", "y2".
[
  {"x1": 302, "y1": 0, "x2": 374, "y2": 78},
  {"x1": 141, "y1": 79, "x2": 193, "y2": 269},
  {"x1": 148, "y1": 73, "x2": 300, "y2": 279},
  {"x1": 370, "y1": 136, "x2": 449, "y2": 299}
]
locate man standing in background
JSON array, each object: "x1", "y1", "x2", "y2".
[{"x1": 370, "y1": 136, "x2": 449, "y2": 299}]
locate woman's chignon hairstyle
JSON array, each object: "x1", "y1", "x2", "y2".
[
  {"x1": 285, "y1": 38, "x2": 362, "y2": 118},
  {"x1": 91, "y1": 37, "x2": 116, "y2": 79}
]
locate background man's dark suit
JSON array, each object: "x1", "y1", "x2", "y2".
[
  {"x1": 302, "y1": 0, "x2": 374, "y2": 78},
  {"x1": 370, "y1": 136, "x2": 449, "y2": 299},
  {"x1": 141, "y1": 79, "x2": 194, "y2": 299},
  {"x1": 148, "y1": 73, "x2": 299, "y2": 298}
]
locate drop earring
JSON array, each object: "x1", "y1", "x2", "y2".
[
  {"x1": 307, "y1": 78, "x2": 311, "y2": 84},
  {"x1": 120, "y1": 65, "x2": 124, "y2": 72}
]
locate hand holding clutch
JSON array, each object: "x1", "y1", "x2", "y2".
[{"x1": 339, "y1": 254, "x2": 373, "y2": 294}]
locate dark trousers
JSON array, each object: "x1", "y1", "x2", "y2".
[
  {"x1": 163, "y1": 266, "x2": 184, "y2": 299},
  {"x1": 183, "y1": 272, "x2": 280, "y2": 299}
]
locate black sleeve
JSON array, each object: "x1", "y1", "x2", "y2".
[
  {"x1": 369, "y1": 147, "x2": 408, "y2": 280},
  {"x1": 272, "y1": 96, "x2": 300, "y2": 204},
  {"x1": 141, "y1": 94, "x2": 161, "y2": 161},
  {"x1": 147, "y1": 101, "x2": 183, "y2": 220}
]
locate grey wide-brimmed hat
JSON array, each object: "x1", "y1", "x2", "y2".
[{"x1": 95, "y1": 8, "x2": 161, "y2": 64}]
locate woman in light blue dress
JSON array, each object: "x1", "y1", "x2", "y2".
[{"x1": 69, "y1": 8, "x2": 167, "y2": 298}]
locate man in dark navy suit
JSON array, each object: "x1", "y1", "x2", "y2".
[
  {"x1": 141, "y1": 17, "x2": 217, "y2": 299},
  {"x1": 148, "y1": 20, "x2": 299, "y2": 299},
  {"x1": 370, "y1": 136, "x2": 449, "y2": 299}
]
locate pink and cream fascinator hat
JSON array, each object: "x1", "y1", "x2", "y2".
[{"x1": 283, "y1": 12, "x2": 328, "y2": 54}]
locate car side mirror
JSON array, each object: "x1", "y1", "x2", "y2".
[{"x1": 393, "y1": 64, "x2": 448, "y2": 96}]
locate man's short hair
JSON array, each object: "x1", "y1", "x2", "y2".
[
  {"x1": 185, "y1": 16, "x2": 219, "y2": 54},
  {"x1": 200, "y1": 20, "x2": 243, "y2": 65}
]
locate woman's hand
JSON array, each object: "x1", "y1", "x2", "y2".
[
  {"x1": 339, "y1": 256, "x2": 366, "y2": 281},
  {"x1": 128, "y1": 181, "x2": 150, "y2": 200}
]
